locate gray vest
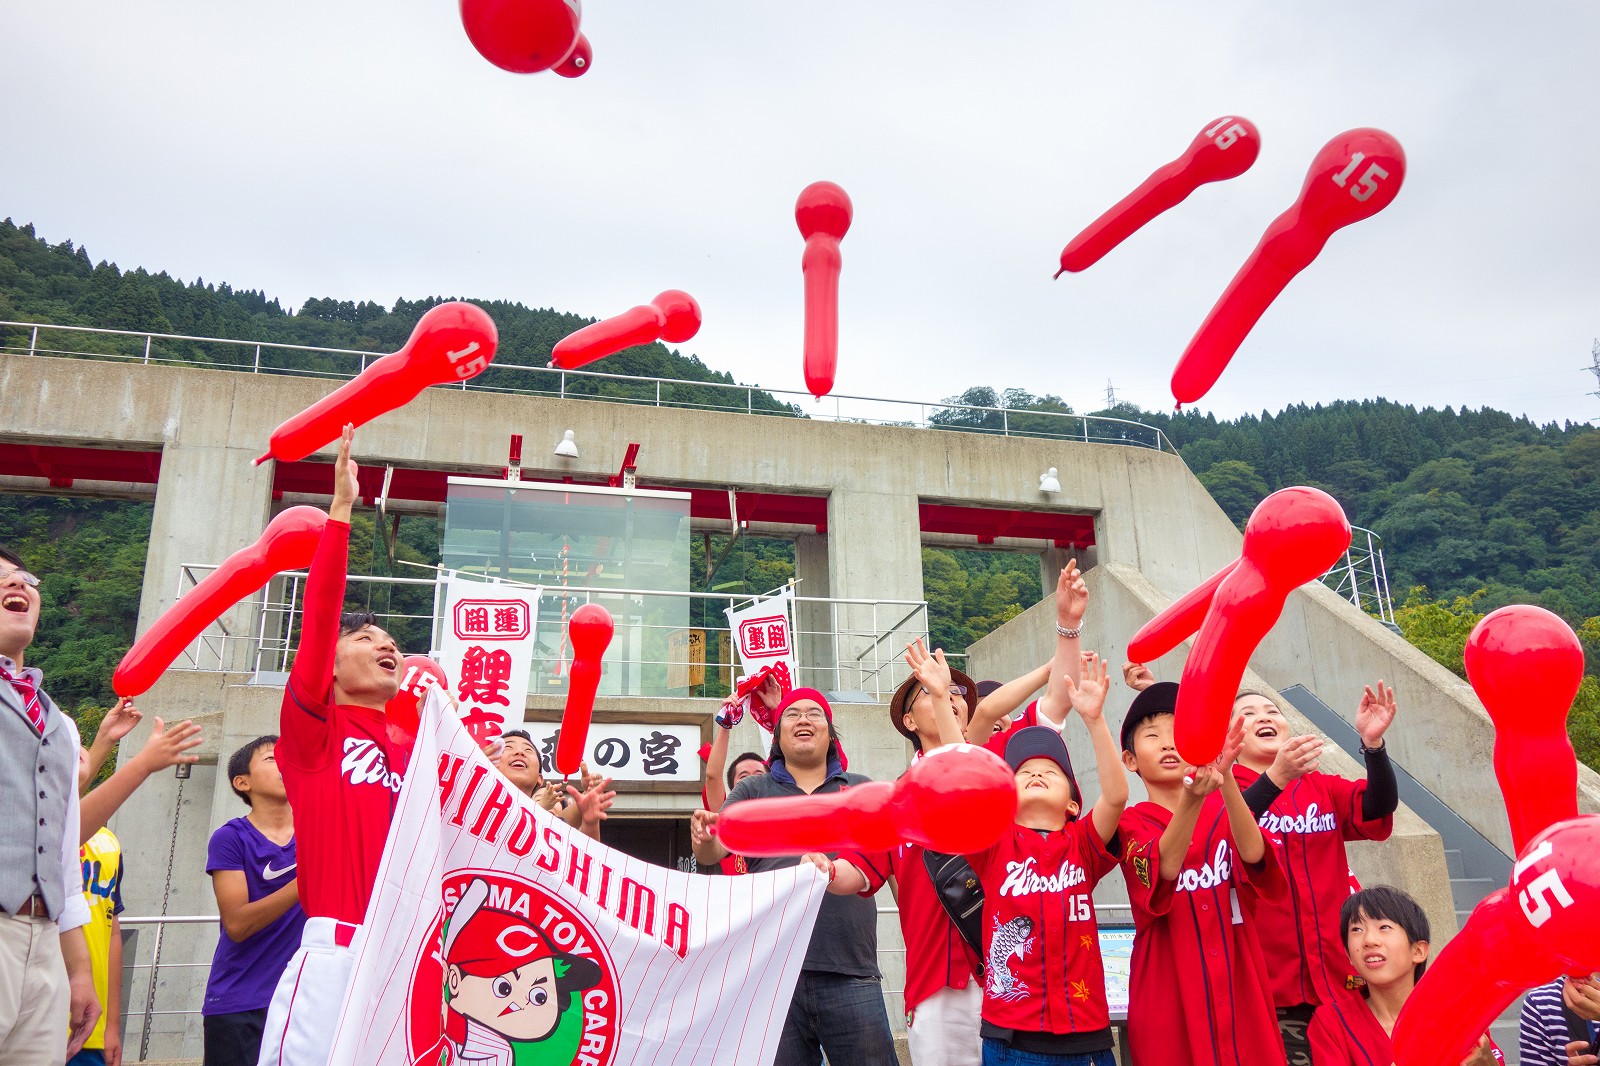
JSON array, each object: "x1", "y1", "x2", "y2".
[{"x1": 0, "y1": 678, "x2": 75, "y2": 919}]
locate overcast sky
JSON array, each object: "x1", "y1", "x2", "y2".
[{"x1": 6, "y1": 1, "x2": 1598, "y2": 427}]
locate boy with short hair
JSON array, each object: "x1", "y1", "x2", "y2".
[
  {"x1": 493, "y1": 730, "x2": 613, "y2": 841},
  {"x1": 1118, "y1": 682, "x2": 1287, "y2": 1066},
  {"x1": 203, "y1": 736, "x2": 304, "y2": 1066},
  {"x1": 1308, "y1": 886, "x2": 1502, "y2": 1065},
  {"x1": 1232, "y1": 684, "x2": 1400, "y2": 1060}
]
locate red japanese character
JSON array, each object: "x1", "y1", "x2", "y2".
[
  {"x1": 459, "y1": 707, "x2": 504, "y2": 746},
  {"x1": 493, "y1": 606, "x2": 521, "y2": 634},
  {"x1": 462, "y1": 606, "x2": 490, "y2": 634},
  {"x1": 746, "y1": 627, "x2": 767, "y2": 652},
  {"x1": 765, "y1": 623, "x2": 788, "y2": 653},
  {"x1": 458, "y1": 645, "x2": 514, "y2": 707}
]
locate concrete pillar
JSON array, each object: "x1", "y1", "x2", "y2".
[
  {"x1": 793, "y1": 534, "x2": 835, "y2": 692},
  {"x1": 138, "y1": 440, "x2": 277, "y2": 670},
  {"x1": 825, "y1": 489, "x2": 925, "y2": 699}
]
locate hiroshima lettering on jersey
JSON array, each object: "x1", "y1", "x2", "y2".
[
  {"x1": 998, "y1": 855, "x2": 1089, "y2": 897},
  {"x1": 1173, "y1": 839, "x2": 1233, "y2": 893},
  {"x1": 437, "y1": 748, "x2": 691, "y2": 959},
  {"x1": 1258, "y1": 802, "x2": 1339, "y2": 835},
  {"x1": 341, "y1": 737, "x2": 405, "y2": 792}
]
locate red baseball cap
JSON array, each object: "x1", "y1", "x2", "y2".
[{"x1": 446, "y1": 904, "x2": 559, "y2": 977}]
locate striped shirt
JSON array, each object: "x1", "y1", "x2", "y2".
[{"x1": 1520, "y1": 978, "x2": 1600, "y2": 1066}]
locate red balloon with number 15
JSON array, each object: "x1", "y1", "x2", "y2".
[{"x1": 1171, "y1": 128, "x2": 1406, "y2": 406}]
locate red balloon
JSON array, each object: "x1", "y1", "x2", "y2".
[
  {"x1": 113, "y1": 507, "x2": 329, "y2": 697},
  {"x1": 459, "y1": 0, "x2": 582, "y2": 74},
  {"x1": 256, "y1": 302, "x2": 498, "y2": 465},
  {"x1": 1464, "y1": 605, "x2": 1585, "y2": 855},
  {"x1": 1171, "y1": 128, "x2": 1407, "y2": 406},
  {"x1": 549, "y1": 290, "x2": 701, "y2": 370},
  {"x1": 1057, "y1": 116, "x2": 1261, "y2": 276},
  {"x1": 1126, "y1": 559, "x2": 1239, "y2": 664},
  {"x1": 555, "y1": 604, "x2": 614, "y2": 777},
  {"x1": 716, "y1": 743, "x2": 1017, "y2": 856},
  {"x1": 387, "y1": 654, "x2": 449, "y2": 743},
  {"x1": 1394, "y1": 816, "x2": 1600, "y2": 1066},
  {"x1": 795, "y1": 181, "x2": 852, "y2": 400},
  {"x1": 1172, "y1": 487, "x2": 1351, "y2": 764},
  {"x1": 553, "y1": 33, "x2": 591, "y2": 78}
]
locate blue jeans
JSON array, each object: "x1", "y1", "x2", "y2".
[
  {"x1": 66, "y1": 1051, "x2": 106, "y2": 1066},
  {"x1": 775, "y1": 971, "x2": 897, "y2": 1066},
  {"x1": 981, "y1": 1041, "x2": 1117, "y2": 1066}
]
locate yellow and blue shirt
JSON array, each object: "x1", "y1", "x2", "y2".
[{"x1": 79, "y1": 826, "x2": 124, "y2": 1050}]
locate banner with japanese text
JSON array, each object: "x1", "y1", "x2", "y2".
[
  {"x1": 519, "y1": 721, "x2": 701, "y2": 786},
  {"x1": 438, "y1": 576, "x2": 539, "y2": 746},
  {"x1": 327, "y1": 690, "x2": 826, "y2": 1066},
  {"x1": 723, "y1": 589, "x2": 797, "y2": 695}
]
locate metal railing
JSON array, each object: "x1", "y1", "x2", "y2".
[
  {"x1": 1321, "y1": 525, "x2": 1397, "y2": 626},
  {"x1": 168, "y1": 565, "x2": 931, "y2": 700},
  {"x1": 0, "y1": 319, "x2": 1175, "y2": 450}
]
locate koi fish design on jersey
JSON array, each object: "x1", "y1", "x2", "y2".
[{"x1": 986, "y1": 915, "x2": 1035, "y2": 1001}]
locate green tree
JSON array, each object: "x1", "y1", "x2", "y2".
[
  {"x1": 1196, "y1": 460, "x2": 1269, "y2": 528},
  {"x1": 1391, "y1": 586, "x2": 1485, "y2": 679}
]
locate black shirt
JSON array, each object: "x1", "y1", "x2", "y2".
[{"x1": 716, "y1": 761, "x2": 881, "y2": 978}]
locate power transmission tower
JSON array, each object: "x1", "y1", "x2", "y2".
[
  {"x1": 1104, "y1": 379, "x2": 1118, "y2": 409},
  {"x1": 1589, "y1": 339, "x2": 1600, "y2": 401}
]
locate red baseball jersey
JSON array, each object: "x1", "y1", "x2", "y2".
[
  {"x1": 840, "y1": 841, "x2": 979, "y2": 1014},
  {"x1": 962, "y1": 818, "x2": 1120, "y2": 1040},
  {"x1": 1307, "y1": 996, "x2": 1503, "y2": 1066},
  {"x1": 277, "y1": 520, "x2": 411, "y2": 926},
  {"x1": 983, "y1": 700, "x2": 1055, "y2": 757},
  {"x1": 1233, "y1": 764, "x2": 1393, "y2": 1011},
  {"x1": 1120, "y1": 796, "x2": 1287, "y2": 1066}
]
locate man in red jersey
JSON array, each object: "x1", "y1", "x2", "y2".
[
  {"x1": 1118, "y1": 682, "x2": 1288, "y2": 1066},
  {"x1": 1232, "y1": 684, "x2": 1399, "y2": 1064},
  {"x1": 258, "y1": 425, "x2": 410, "y2": 1066}
]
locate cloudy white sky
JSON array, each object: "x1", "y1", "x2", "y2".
[{"x1": 6, "y1": 1, "x2": 1598, "y2": 426}]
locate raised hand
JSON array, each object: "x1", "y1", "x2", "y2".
[
  {"x1": 904, "y1": 638, "x2": 953, "y2": 700},
  {"x1": 97, "y1": 696, "x2": 143, "y2": 744},
  {"x1": 1057, "y1": 559, "x2": 1088, "y2": 627},
  {"x1": 567, "y1": 774, "x2": 616, "y2": 828},
  {"x1": 1216, "y1": 715, "x2": 1246, "y2": 773},
  {"x1": 1064, "y1": 653, "x2": 1111, "y2": 724},
  {"x1": 689, "y1": 808, "x2": 718, "y2": 848},
  {"x1": 1122, "y1": 661, "x2": 1156, "y2": 692},
  {"x1": 1267, "y1": 733, "x2": 1323, "y2": 785},
  {"x1": 331, "y1": 423, "x2": 359, "y2": 522},
  {"x1": 1183, "y1": 762, "x2": 1225, "y2": 798},
  {"x1": 1356, "y1": 680, "x2": 1398, "y2": 748},
  {"x1": 131, "y1": 717, "x2": 202, "y2": 774}
]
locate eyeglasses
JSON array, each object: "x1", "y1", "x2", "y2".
[
  {"x1": 781, "y1": 709, "x2": 829, "y2": 723},
  {"x1": 920, "y1": 684, "x2": 968, "y2": 699},
  {"x1": 0, "y1": 567, "x2": 39, "y2": 589}
]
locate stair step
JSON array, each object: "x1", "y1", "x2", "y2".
[
  {"x1": 1451, "y1": 877, "x2": 1502, "y2": 909},
  {"x1": 1443, "y1": 847, "x2": 1466, "y2": 878}
]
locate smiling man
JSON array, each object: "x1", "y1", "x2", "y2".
[
  {"x1": 0, "y1": 544, "x2": 102, "y2": 1064},
  {"x1": 690, "y1": 688, "x2": 895, "y2": 1066},
  {"x1": 258, "y1": 425, "x2": 413, "y2": 1066}
]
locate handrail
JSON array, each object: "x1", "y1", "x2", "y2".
[{"x1": 0, "y1": 319, "x2": 1176, "y2": 451}]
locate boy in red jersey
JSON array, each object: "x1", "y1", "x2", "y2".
[
  {"x1": 1308, "y1": 886, "x2": 1502, "y2": 1066},
  {"x1": 1118, "y1": 682, "x2": 1288, "y2": 1066},
  {"x1": 258, "y1": 425, "x2": 410, "y2": 1066},
  {"x1": 1232, "y1": 685, "x2": 1400, "y2": 1062}
]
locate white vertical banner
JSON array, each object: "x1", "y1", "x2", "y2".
[
  {"x1": 438, "y1": 575, "x2": 540, "y2": 746},
  {"x1": 327, "y1": 688, "x2": 827, "y2": 1066},
  {"x1": 723, "y1": 588, "x2": 798, "y2": 691}
]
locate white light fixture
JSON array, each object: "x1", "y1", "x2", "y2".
[
  {"x1": 1039, "y1": 467, "x2": 1061, "y2": 493},
  {"x1": 554, "y1": 430, "x2": 580, "y2": 458}
]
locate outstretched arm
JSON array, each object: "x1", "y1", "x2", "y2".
[
  {"x1": 80, "y1": 717, "x2": 202, "y2": 842},
  {"x1": 904, "y1": 640, "x2": 964, "y2": 748},
  {"x1": 1036, "y1": 560, "x2": 1087, "y2": 725},
  {"x1": 966, "y1": 663, "x2": 1050, "y2": 743},
  {"x1": 1216, "y1": 718, "x2": 1266, "y2": 864},
  {"x1": 1065, "y1": 655, "x2": 1127, "y2": 845},
  {"x1": 704, "y1": 722, "x2": 731, "y2": 811}
]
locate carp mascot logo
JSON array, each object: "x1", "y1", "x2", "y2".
[{"x1": 408, "y1": 870, "x2": 620, "y2": 1066}]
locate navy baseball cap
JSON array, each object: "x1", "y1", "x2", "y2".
[
  {"x1": 1120, "y1": 682, "x2": 1180, "y2": 753},
  {"x1": 1005, "y1": 726, "x2": 1081, "y2": 806}
]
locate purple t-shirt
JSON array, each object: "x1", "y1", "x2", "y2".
[{"x1": 203, "y1": 816, "x2": 306, "y2": 1015}]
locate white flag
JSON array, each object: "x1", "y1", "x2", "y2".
[
  {"x1": 723, "y1": 590, "x2": 798, "y2": 692},
  {"x1": 328, "y1": 689, "x2": 826, "y2": 1066},
  {"x1": 437, "y1": 575, "x2": 539, "y2": 746}
]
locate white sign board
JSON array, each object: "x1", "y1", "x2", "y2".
[
  {"x1": 516, "y1": 721, "x2": 701, "y2": 785},
  {"x1": 437, "y1": 575, "x2": 539, "y2": 746}
]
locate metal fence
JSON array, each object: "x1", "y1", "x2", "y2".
[
  {"x1": 168, "y1": 565, "x2": 931, "y2": 700},
  {"x1": 0, "y1": 319, "x2": 1175, "y2": 450},
  {"x1": 1320, "y1": 525, "x2": 1397, "y2": 626}
]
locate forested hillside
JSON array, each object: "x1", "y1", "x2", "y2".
[{"x1": 2, "y1": 218, "x2": 1596, "y2": 768}]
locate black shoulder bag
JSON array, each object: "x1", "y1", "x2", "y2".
[{"x1": 922, "y1": 850, "x2": 986, "y2": 976}]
